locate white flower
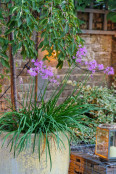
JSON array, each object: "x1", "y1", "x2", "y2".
[{"x1": 67, "y1": 80, "x2": 73, "y2": 85}]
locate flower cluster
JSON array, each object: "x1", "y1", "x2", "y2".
[
  {"x1": 104, "y1": 67, "x2": 114, "y2": 75},
  {"x1": 73, "y1": 45, "x2": 114, "y2": 75},
  {"x1": 27, "y1": 59, "x2": 59, "y2": 84}
]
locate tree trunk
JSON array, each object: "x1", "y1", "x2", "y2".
[{"x1": 8, "y1": 1, "x2": 18, "y2": 111}]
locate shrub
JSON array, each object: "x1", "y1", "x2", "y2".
[{"x1": 73, "y1": 83, "x2": 116, "y2": 144}]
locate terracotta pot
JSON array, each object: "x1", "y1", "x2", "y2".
[{"x1": 0, "y1": 132, "x2": 70, "y2": 174}]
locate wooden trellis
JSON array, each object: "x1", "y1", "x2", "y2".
[{"x1": 77, "y1": 2, "x2": 116, "y2": 36}]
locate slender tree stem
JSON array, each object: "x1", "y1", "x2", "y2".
[{"x1": 8, "y1": 0, "x2": 18, "y2": 111}]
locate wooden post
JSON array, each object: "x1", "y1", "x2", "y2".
[
  {"x1": 89, "y1": 2, "x2": 93, "y2": 30},
  {"x1": 103, "y1": 12, "x2": 108, "y2": 31},
  {"x1": 103, "y1": 3, "x2": 108, "y2": 31},
  {"x1": 8, "y1": 1, "x2": 18, "y2": 111}
]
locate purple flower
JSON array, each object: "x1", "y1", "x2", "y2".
[
  {"x1": 57, "y1": 75, "x2": 60, "y2": 79},
  {"x1": 52, "y1": 79, "x2": 57, "y2": 83},
  {"x1": 34, "y1": 60, "x2": 43, "y2": 67},
  {"x1": 76, "y1": 46, "x2": 87, "y2": 58},
  {"x1": 34, "y1": 67, "x2": 39, "y2": 71},
  {"x1": 31, "y1": 59, "x2": 35, "y2": 63},
  {"x1": 104, "y1": 67, "x2": 114, "y2": 75},
  {"x1": 83, "y1": 46, "x2": 87, "y2": 54},
  {"x1": 92, "y1": 70, "x2": 95, "y2": 74},
  {"x1": 76, "y1": 58, "x2": 82, "y2": 63},
  {"x1": 98, "y1": 64, "x2": 104, "y2": 70},
  {"x1": 49, "y1": 79, "x2": 57, "y2": 83},
  {"x1": 45, "y1": 69, "x2": 54, "y2": 77},
  {"x1": 84, "y1": 61, "x2": 88, "y2": 65},
  {"x1": 41, "y1": 75, "x2": 48, "y2": 79},
  {"x1": 27, "y1": 59, "x2": 59, "y2": 84},
  {"x1": 43, "y1": 65, "x2": 47, "y2": 68},
  {"x1": 87, "y1": 60, "x2": 97, "y2": 73},
  {"x1": 109, "y1": 67, "x2": 114, "y2": 75},
  {"x1": 27, "y1": 68, "x2": 37, "y2": 76},
  {"x1": 73, "y1": 46, "x2": 114, "y2": 77}
]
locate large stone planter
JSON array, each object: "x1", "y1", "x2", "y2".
[{"x1": 0, "y1": 132, "x2": 70, "y2": 174}]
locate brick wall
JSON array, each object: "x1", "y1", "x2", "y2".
[
  {"x1": 0, "y1": 34, "x2": 115, "y2": 114},
  {"x1": 47, "y1": 34, "x2": 114, "y2": 104},
  {"x1": 111, "y1": 37, "x2": 116, "y2": 86}
]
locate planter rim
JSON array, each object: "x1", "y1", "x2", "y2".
[{"x1": 0, "y1": 130, "x2": 69, "y2": 137}]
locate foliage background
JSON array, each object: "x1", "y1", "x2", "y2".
[{"x1": 74, "y1": 83, "x2": 116, "y2": 144}]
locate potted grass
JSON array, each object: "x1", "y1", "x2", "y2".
[
  {"x1": 0, "y1": 72, "x2": 96, "y2": 173},
  {"x1": 0, "y1": 62, "x2": 95, "y2": 174},
  {"x1": 0, "y1": 46, "x2": 114, "y2": 174}
]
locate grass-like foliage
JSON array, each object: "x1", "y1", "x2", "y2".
[{"x1": 0, "y1": 73, "x2": 99, "y2": 168}]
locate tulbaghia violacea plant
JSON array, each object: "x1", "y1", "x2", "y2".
[
  {"x1": 73, "y1": 45, "x2": 114, "y2": 76},
  {"x1": 0, "y1": 45, "x2": 114, "y2": 170}
]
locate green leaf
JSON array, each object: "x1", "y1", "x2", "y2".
[
  {"x1": 24, "y1": 9, "x2": 30, "y2": 14},
  {"x1": 5, "y1": 69, "x2": 10, "y2": 74},
  {"x1": 0, "y1": 74, "x2": 4, "y2": 79},
  {"x1": 11, "y1": 6, "x2": 19, "y2": 13},
  {"x1": 0, "y1": 38, "x2": 6, "y2": 44},
  {"x1": 26, "y1": 16, "x2": 32, "y2": 26},
  {"x1": 107, "y1": 12, "x2": 116, "y2": 22},
  {"x1": 41, "y1": 31, "x2": 46, "y2": 38},
  {"x1": 60, "y1": 32, "x2": 65, "y2": 38},
  {"x1": 12, "y1": 44, "x2": 17, "y2": 55},
  {"x1": 38, "y1": 41, "x2": 44, "y2": 49},
  {"x1": 58, "y1": 44, "x2": 65, "y2": 54},
  {"x1": 0, "y1": 85, "x2": 2, "y2": 93},
  {"x1": 65, "y1": 23, "x2": 69, "y2": 33},
  {"x1": 56, "y1": 60, "x2": 63, "y2": 69},
  {"x1": 17, "y1": 19, "x2": 22, "y2": 27},
  {"x1": 0, "y1": 52, "x2": 9, "y2": 60},
  {"x1": 0, "y1": 11, "x2": 3, "y2": 19},
  {"x1": 5, "y1": 28, "x2": 14, "y2": 35},
  {"x1": 0, "y1": 59, "x2": 10, "y2": 68}
]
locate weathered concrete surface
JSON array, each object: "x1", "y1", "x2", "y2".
[{"x1": 0, "y1": 132, "x2": 70, "y2": 174}]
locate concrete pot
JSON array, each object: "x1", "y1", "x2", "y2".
[{"x1": 0, "y1": 132, "x2": 70, "y2": 174}]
